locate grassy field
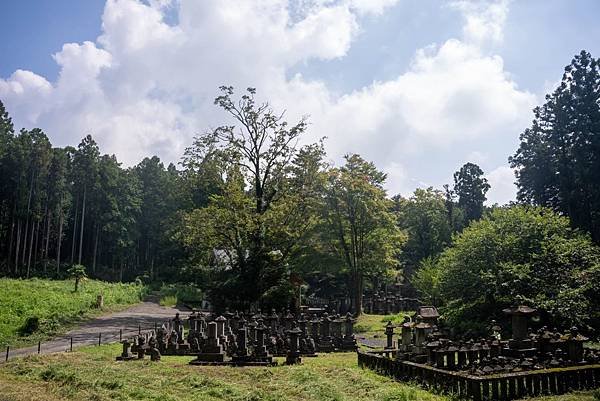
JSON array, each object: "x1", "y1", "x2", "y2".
[
  {"x1": 0, "y1": 312, "x2": 597, "y2": 400},
  {"x1": 0, "y1": 344, "x2": 597, "y2": 401},
  {"x1": 0, "y1": 278, "x2": 146, "y2": 347}
]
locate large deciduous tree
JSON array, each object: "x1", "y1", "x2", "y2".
[
  {"x1": 180, "y1": 87, "x2": 321, "y2": 309},
  {"x1": 323, "y1": 154, "x2": 405, "y2": 315}
]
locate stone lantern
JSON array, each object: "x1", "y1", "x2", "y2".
[
  {"x1": 384, "y1": 321, "x2": 395, "y2": 349},
  {"x1": 286, "y1": 327, "x2": 302, "y2": 365},
  {"x1": 413, "y1": 315, "x2": 431, "y2": 354},
  {"x1": 565, "y1": 327, "x2": 588, "y2": 363},
  {"x1": 502, "y1": 305, "x2": 537, "y2": 357}
]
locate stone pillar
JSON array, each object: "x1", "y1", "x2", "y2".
[
  {"x1": 286, "y1": 327, "x2": 302, "y2": 365},
  {"x1": 385, "y1": 321, "x2": 395, "y2": 349}
]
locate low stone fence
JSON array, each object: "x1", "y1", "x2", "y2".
[{"x1": 357, "y1": 350, "x2": 600, "y2": 401}]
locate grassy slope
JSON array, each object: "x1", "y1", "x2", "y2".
[
  {"x1": 0, "y1": 313, "x2": 596, "y2": 400},
  {"x1": 0, "y1": 278, "x2": 145, "y2": 347}
]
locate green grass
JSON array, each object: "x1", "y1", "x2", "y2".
[
  {"x1": 159, "y1": 295, "x2": 178, "y2": 307},
  {"x1": 0, "y1": 278, "x2": 146, "y2": 348},
  {"x1": 158, "y1": 283, "x2": 203, "y2": 308},
  {"x1": 354, "y1": 312, "x2": 412, "y2": 341},
  {"x1": 0, "y1": 344, "x2": 596, "y2": 401}
]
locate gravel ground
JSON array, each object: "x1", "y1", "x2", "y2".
[{"x1": 4, "y1": 297, "x2": 189, "y2": 360}]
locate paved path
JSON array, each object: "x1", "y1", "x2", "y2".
[{"x1": 5, "y1": 297, "x2": 189, "y2": 361}]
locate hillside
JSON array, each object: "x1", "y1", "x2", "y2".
[{"x1": 0, "y1": 278, "x2": 145, "y2": 347}]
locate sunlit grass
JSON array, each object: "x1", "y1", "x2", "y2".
[
  {"x1": 0, "y1": 343, "x2": 596, "y2": 401},
  {"x1": 0, "y1": 278, "x2": 146, "y2": 347}
]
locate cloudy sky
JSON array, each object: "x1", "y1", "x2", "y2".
[{"x1": 1, "y1": 0, "x2": 599, "y2": 204}]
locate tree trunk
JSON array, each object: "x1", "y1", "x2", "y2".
[
  {"x1": 56, "y1": 207, "x2": 63, "y2": 275},
  {"x1": 7, "y1": 214, "x2": 15, "y2": 272},
  {"x1": 14, "y1": 220, "x2": 21, "y2": 275},
  {"x1": 32, "y1": 219, "x2": 41, "y2": 270},
  {"x1": 351, "y1": 271, "x2": 364, "y2": 316},
  {"x1": 78, "y1": 186, "x2": 86, "y2": 265},
  {"x1": 21, "y1": 218, "x2": 29, "y2": 265},
  {"x1": 22, "y1": 169, "x2": 35, "y2": 266},
  {"x1": 43, "y1": 211, "x2": 51, "y2": 273},
  {"x1": 92, "y1": 224, "x2": 99, "y2": 273},
  {"x1": 26, "y1": 219, "x2": 35, "y2": 278},
  {"x1": 70, "y1": 194, "x2": 79, "y2": 264}
]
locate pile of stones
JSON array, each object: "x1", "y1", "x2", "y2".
[{"x1": 117, "y1": 309, "x2": 358, "y2": 366}]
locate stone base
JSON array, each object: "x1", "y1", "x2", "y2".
[
  {"x1": 317, "y1": 340, "x2": 335, "y2": 353},
  {"x1": 286, "y1": 353, "x2": 302, "y2": 365},
  {"x1": 503, "y1": 347, "x2": 538, "y2": 358},
  {"x1": 193, "y1": 352, "x2": 228, "y2": 363}
]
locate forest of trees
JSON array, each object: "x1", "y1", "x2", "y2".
[{"x1": 0, "y1": 51, "x2": 599, "y2": 320}]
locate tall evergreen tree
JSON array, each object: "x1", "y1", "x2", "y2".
[
  {"x1": 453, "y1": 162, "x2": 490, "y2": 224},
  {"x1": 511, "y1": 50, "x2": 600, "y2": 242}
]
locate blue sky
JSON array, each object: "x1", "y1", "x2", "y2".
[{"x1": 1, "y1": 0, "x2": 599, "y2": 204}]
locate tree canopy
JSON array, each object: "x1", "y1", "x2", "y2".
[{"x1": 415, "y1": 206, "x2": 600, "y2": 334}]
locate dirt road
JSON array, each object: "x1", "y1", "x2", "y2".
[{"x1": 5, "y1": 298, "x2": 189, "y2": 360}]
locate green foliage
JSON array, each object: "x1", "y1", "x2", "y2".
[
  {"x1": 411, "y1": 257, "x2": 442, "y2": 306},
  {"x1": 179, "y1": 87, "x2": 325, "y2": 310},
  {"x1": 321, "y1": 154, "x2": 406, "y2": 314},
  {"x1": 67, "y1": 264, "x2": 87, "y2": 292},
  {"x1": 453, "y1": 162, "x2": 490, "y2": 223},
  {"x1": 158, "y1": 283, "x2": 203, "y2": 307},
  {"x1": 0, "y1": 278, "x2": 145, "y2": 347},
  {"x1": 430, "y1": 206, "x2": 600, "y2": 334},
  {"x1": 394, "y1": 188, "x2": 452, "y2": 275},
  {"x1": 159, "y1": 295, "x2": 177, "y2": 307},
  {"x1": 511, "y1": 50, "x2": 600, "y2": 243}
]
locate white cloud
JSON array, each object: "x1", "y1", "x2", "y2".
[
  {"x1": 0, "y1": 0, "x2": 534, "y2": 199},
  {"x1": 485, "y1": 165, "x2": 517, "y2": 205},
  {"x1": 449, "y1": 0, "x2": 510, "y2": 45}
]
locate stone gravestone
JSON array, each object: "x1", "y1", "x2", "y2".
[
  {"x1": 317, "y1": 313, "x2": 334, "y2": 352},
  {"x1": 116, "y1": 339, "x2": 135, "y2": 361},
  {"x1": 286, "y1": 327, "x2": 302, "y2": 365},
  {"x1": 254, "y1": 323, "x2": 273, "y2": 364},
  {"x1": 385, "y1": 321, "x2": 395, "y2": 349},
  {"x1": 172, "y1": 313, "x2": 184, "y2": 343},
  {"x1": 232, "y1": 326, "x2": 252, "y2": 363},
  {"x1": 191, "y1": 321, "x2": 228, "y2": 363},
  {"x1": 341, "y1": 312, "x2": 357, "y2": 351}
]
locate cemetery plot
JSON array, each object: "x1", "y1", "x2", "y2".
[
  {"x1": 116, "y1": 309, "x2": 358, "y2": 367},
  {"x1": 359, "y1": 305, "x2": 600, "y2": 400}
]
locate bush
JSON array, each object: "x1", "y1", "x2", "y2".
[
  {"x1": 417, "y1": 206, "x2": 600, "y2": 335},
  {"x1": 159, "y1": 295, "x2": 177, "y2": 307},
  {"x1": 20, "y1": 316, "x2": 40, "y2": 335},
  {"x1": 159, "y1": 283, "x2": 203, "y2": 307}
]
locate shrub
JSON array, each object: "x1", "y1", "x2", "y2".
[{"x1": 417, "y1": 206, "x2": 600, "y2": 335}]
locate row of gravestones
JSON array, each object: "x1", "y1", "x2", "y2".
[
  {"x1": 382, "y1": 311, "x2": 600, "y2": 376},
  {"x1": 117, "y1": 310, "x2": 359, "y2": 366}
]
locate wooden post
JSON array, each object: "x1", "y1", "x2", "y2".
[
  {"x1": 138, "y1": 324, "x2": 141, "y2": 335},
  {"x1": 5, "y1": 346, "x2": 9, "y2": 361},
  {"x1": 119, "y1": 329, "x2": 122, "y2": 342},
  {"x1": 98, "y1": 333, "x2": 101, "y2": 346},
  {"x1": 70, "y1": 337, "x2": 73, "y2": 352},
  {"x1": 37, "y1": 341, "x2": 41, "y2": 354}
]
